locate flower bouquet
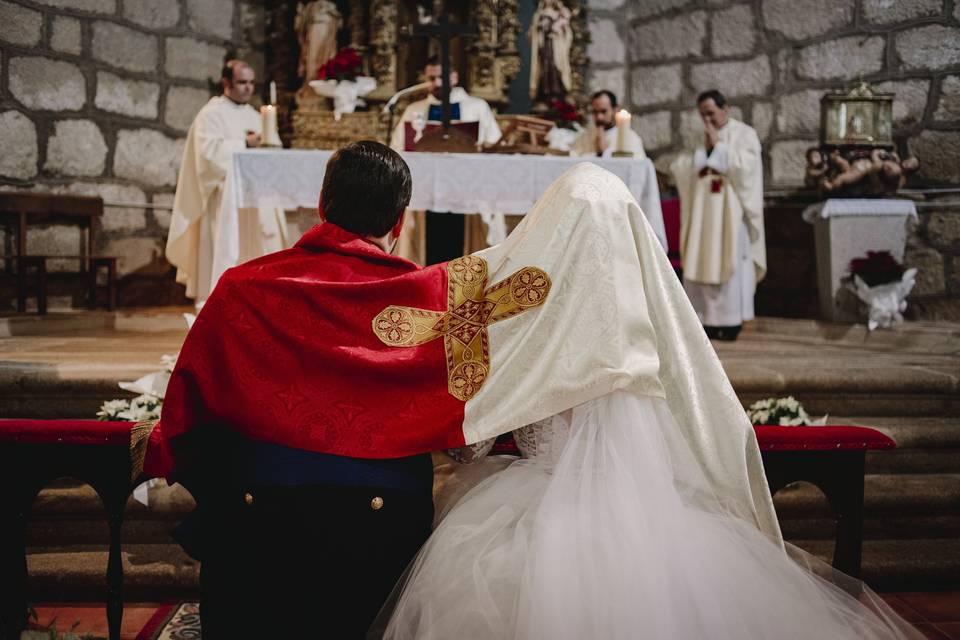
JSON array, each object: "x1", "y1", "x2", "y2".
[
  {"x1": 845, "y1": 251, "x2": 917, "y2": 330},
  {"x1": 747, "y1": 396, "x2": 818, "y2": 426},
  {"x1": 309, "y1": 47, "x2": 376, "y2": 120},
  {"x1": 544, "y1": 99, "x2": 583, "y2": 152}
]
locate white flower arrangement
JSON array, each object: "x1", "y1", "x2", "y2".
[
  {"x1": 97, "y1": 353, "x2": 177, "y2": 422},
  {"x1": 747, "y1": 396, "x2": 817, "y2": 426},
  {"x1": 96, "y1": 393, "x2": 162, "y2": 422}
]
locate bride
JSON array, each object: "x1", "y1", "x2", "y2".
[{"x1": 375, "y1": 164, "x2": 920, "y2": 639}]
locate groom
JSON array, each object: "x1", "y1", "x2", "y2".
[{"x1": 145, "y1": 142, "x2": 435, "y2": 638}]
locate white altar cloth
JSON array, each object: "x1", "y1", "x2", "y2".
[{"x1": 213, "y1": 149, "x2": 666, "y2": 289}]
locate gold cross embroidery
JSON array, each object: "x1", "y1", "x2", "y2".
[{"x1": 372, "y1": 256, "x2": 551, "y2": 401}]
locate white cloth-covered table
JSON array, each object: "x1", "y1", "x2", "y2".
[
  {"x1": 802, "y1": 198, "x2": 918, "y2": 223},
  {"x1": 213, "y1": 150, "x2": 665, "y2": 289}
]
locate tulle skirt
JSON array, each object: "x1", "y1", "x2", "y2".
[{"x1": 376, "y1": 391, "x2": 921, "y2": 639}]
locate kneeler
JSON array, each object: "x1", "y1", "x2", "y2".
[
  {"x1": 492, "y1": 424, "x2": 896, "y2": 579},
  {"x1": 0, "y1": 419, "x2": 137, "y2": 640}
]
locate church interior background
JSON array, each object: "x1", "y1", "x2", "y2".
[{"x1": 0, "y1": 0, "x2": 959, "y2": 637}]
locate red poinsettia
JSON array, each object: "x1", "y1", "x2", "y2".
[
  {"x1": 848, "y1": 250, "x2": 906, "y2": 287},
  {"x1": 317, "y1": 47, "x2": 363, "y2": 82},
  {"x1": 546, "y1": 99, "x2": 583, "y2": 130}
]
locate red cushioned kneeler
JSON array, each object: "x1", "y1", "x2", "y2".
[{"x1": 0, "y1": 420, "x2": 135, "y2": 640}]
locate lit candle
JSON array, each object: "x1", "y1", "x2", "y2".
[
  {"x1": 615, "y1": 109, "x2": 631, "y2": 154},
  {"x1": 260, "y1": 105, "x2": 281, "y2": 147},
  {"x1": 269, "y1": 81, "x2": 277, "y2": 106}
]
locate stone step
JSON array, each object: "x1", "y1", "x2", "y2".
[
  {"x1": 22, "y1": 538, "x2": 958, "y2": 602},
  {"x1": 25, "y1": 543, "x2": 199, "y2": 602},
  {"x1": 791, "y1": 538, "x2": 960, "y2": 592},
  {"x1": 773, "y1": 473, "x2": 960, "y2": 540}
]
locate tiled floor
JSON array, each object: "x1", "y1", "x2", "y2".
[
  {"x1": 26, "y1": 593, "x2": 960, "y2": 639},
  {"x1": 881, "y1": 593, "x2": 960, "y2": 640}
]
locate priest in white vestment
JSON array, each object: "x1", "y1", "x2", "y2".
[
  {"x1": 570, "y1": 90, "x2": 645, "y2": 159},
  {"x1": 389, "y1": 57, "x2": 501, "y2": 151},
  {"x1": 167, "y1": 60, "x2": 278, "y2": 304},
  {"x1": 671, "y1": 90, "x2": 766, "y2": 341},
  {"x1": 390, "y1": 57, "x2": 502, "y2": 266}
]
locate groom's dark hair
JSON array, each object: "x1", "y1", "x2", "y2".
[{"x1": 320, "y1": 141, "x2": 412, "y2": 237}]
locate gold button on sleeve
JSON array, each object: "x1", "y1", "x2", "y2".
[
  {"x1": 244, "y1": 492, "x2": 254, "y2": 506},
  {"x1": 370, "y1": 496, "x2": 384, "y2": 510}
]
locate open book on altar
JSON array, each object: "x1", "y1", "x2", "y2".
[
  {"x1": 485, "y1": 114, "x2": 563, "y2": 155},
  {"x1": 403, "y1": 121, "x2": 480, "y2": 153}
]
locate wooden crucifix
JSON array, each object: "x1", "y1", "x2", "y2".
[{"x1": 404, "y1": 6, "x2": 480, "y2": 152}]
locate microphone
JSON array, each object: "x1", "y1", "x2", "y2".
[{"x1": 382, "y1": 82, "x2": 431, "y2": 113}]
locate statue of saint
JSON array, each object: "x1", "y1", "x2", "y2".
[
  {"x1": 529, "y1": 0, "x2": 573, "y2": 102},
  {"x1": 295, "y1": 1, "x2": 343, "y2": 83}
]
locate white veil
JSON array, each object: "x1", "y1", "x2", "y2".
[{"x1": 471, "y1": 163, "x2": 780, "y2": 540}]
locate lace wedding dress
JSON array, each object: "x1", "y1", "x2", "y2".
[{"x1": 379, "y1": 391, "x2": 921, "y2": 640}]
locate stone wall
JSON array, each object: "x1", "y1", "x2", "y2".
[
  {"x1": 586, "y1": 0, "x2": 960, "y2": 188},
  {"x1": 0, "y1": 0, "x2": 266, "y2": 307}
]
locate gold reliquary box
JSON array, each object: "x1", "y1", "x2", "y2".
[{"x1": 820, "y1": 83, "x2": 894, "y2": 148}]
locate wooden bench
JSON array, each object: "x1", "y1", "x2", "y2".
[
  {"x1": 0, "y1": 419, "x2": 135, "y2": 640},
  {"x1": 0, "y1": 193, "x2": 117, "y2": 313}
]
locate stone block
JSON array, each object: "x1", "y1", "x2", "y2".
[
  {"x1": 863, "y1": 0, "x2": 941, "y2": 24},
  {"x1": 634, "y1": 110, "x2": 672, "y2": 151},
  {"x1": 92, "y1": 21, "x2": 158, "y2": 73},
  {"x1": 0, "y1": 111, "x2": 37, "y2": 180},
  {"x1": 44, "y1": 120, "x2": 108, "y2": 177},
  {"x1": 629, "y1": 11, "x2": 706, "y2": 62},
  {"x1": 711, "y1": 4, "x2": 755, "y2": 57},
  {"x1": 933, "y1": 75, "x2": 960, "y2": 121},
  {"x1": 751, "y1": 102, "x2": 773, "y2": 141},
  {"x1": 874, "y1": 79, "x2": 931, "y2": 127},
  {"x1": 629, "y1": 64, "x2": 681, "y2": 107},
  {"x1": 628, "y1": 0, "x2": 689, "y2": 18},
  {"x1": 910, "y1": 130, "x2": 960, "y2": 184},
  {"x1": 51, "y1": 16, "x2": 82, "y2": 55},
  {"x1": 151, "y1": 193, "x2": 175, "y2": 230},
  {"x1": 32, "y1": 0, "x2": 114, "y2": 13},
  {"x1": 776, "y1": 89, "x2": 822, "y2": 135},
  {"x1": 0, "y1": 2, "x2": 42, "y2": 46},
  {"x1": 165, "y1": 37, "x2": 226, "y2": 81},
  {"x1": 762, "y1": 0, "x2": 852, "y2": 40},
  {"x1": 588, "y1": 19, "x2": 624, "y2": 64},
  {"x1": 797, "y1": 36, "x2": 885, "y2": 81},
  {"x1": 239, "y1": 2, "x2": 266, "y2": 46},
  {"x1": 113, "y1": 129, "x2": 184, "y2": 187},
  {"x1": 26, "y1": 225, "x2": 84, "y2": 273},
  {"x1": 63, "y1": 182, "x2": 147, "y2": 231},
  {"x1": 123, "y1": 0, "x2": 180, "y2": 29},
  {"x1": 165, "y1": 86, "x2": 211, "y2": 131},
  {"x1": 770, "y1": 139, "x2": 813, "y2": 185},
  {"x1": 927, "y1": 211, "x2": 960, "y2": 246},
  {"x1": 187, "y1": 0, "x2": 235, "y2": 40},
  {"x1": 95, "y1": 72, "x2": 160, "y2": 119},
  {"x1": 690, "y1": 55, "x2": 771, "y2": 97},
  {"x1": 896, "y1": 25, "x2": 960, "y2": 71},
  {"x1": 102, "y1": 237, "x2": 165, "y2": 276},
  {"x1": 589, "y1": 68, "x2": 625, "y2": 106},
  {"x1": 9, "y1": 57, "x2": 86, "y2": 111},
  {"x1": 905, "y1": 246, "x2": 945, "y2": 296}
]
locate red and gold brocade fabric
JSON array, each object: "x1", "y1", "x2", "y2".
[{"x1": 145, "y1": 223, "x2": 469, "y2": 478}]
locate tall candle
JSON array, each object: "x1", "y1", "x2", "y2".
[
  {"x1": 260, "y1": 105, "x2": 281, "y2": 147},
  {"x1": 269, "y1": 81, "x2": 277, "y2": 106},
  {"x1": 615, "y1": 109, "x2": 631, "y2": 153}
]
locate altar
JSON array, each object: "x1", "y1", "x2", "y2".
[{"x1": 212, "y1": 149, "x2": 666, "y2": 290}]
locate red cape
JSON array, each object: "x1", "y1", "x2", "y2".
[{"x1": 145, "y1": 223, "x2": 466, "y2": 479}]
